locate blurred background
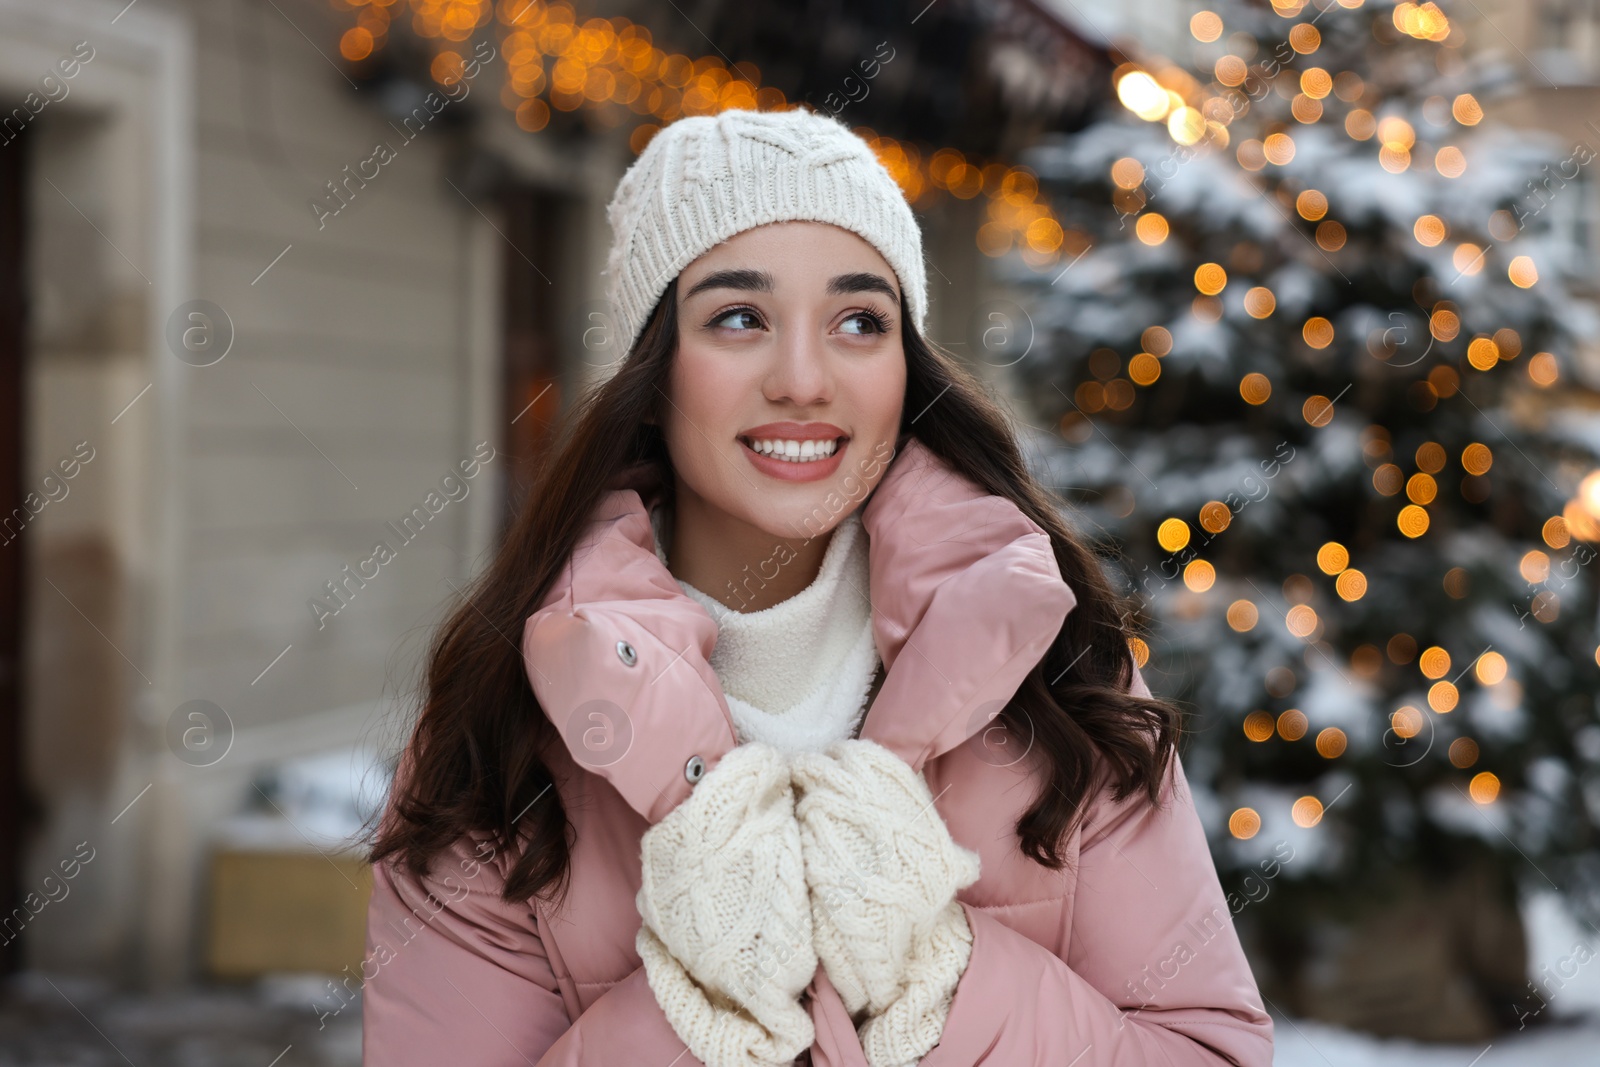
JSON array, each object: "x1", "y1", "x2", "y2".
[{"x1": 1, "y1": 0, "x2": 1598, "y2": 1063}]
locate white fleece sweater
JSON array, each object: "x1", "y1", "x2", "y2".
[{"x1": 651, "y1": 507, "x2": 880, "y2": 753}]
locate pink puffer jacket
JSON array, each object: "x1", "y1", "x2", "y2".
[{"x1": 361, "y1": 437, "x2": 1274, "y2": 1066}]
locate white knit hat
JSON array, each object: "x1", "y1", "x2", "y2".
[{"x1": 596, "y1": 107, "x2": 928, "y2": 374}]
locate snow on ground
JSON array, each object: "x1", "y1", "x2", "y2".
[{"x1": 1271, "y1": 1013, "x2": 1600, "y2": 1066}]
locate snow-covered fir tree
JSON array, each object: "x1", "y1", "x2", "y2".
[{"x1": 994, "y1": 0, "x2": 1600, "y2": 1033}]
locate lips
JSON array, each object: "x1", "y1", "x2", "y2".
[
  {"x1": 736, "y1": 428, "x2": 849, "y2": 482},
  {"x1": 737, "y1": 421, "x2": 847, "y2": 442}
]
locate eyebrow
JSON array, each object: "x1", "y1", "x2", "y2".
[{"x1": 682, "y1": 268, "x2": 900, "y2": 304}]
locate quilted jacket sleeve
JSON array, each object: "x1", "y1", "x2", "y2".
[
  {"x1": 361, "y1": 832, "x2": 873, "y2": 1066},
  {"x1": 360, "y1": 830, "x2": 564, "y2": 1064},
  {"x1": 916, "y1": 664, "x2": 1274, "y2": 1067},
  {"x1": 521, "y1": 488, "x2": 738, "y2": 827}
]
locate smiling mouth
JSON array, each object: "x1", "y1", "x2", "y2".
[{"x1": 737, "y1": 435, "x2": 849, "y2": 463}]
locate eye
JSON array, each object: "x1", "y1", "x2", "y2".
[
  {"x1": 840, "y1": 309, "x2": 892, "y2": 335},
  {"x1": 709, "y1": 307, "x2": 763, "y2": 331}
]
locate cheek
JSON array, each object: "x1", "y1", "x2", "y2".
[
  {"x1": 664, "y1": 344, "x2": 741, "y2": 472},
  {"x1": 858, "y1": 349, "x2": 907, "y2": 437}
]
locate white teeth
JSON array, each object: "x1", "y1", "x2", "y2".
[{"x1": 745, "y1": 437, "x2": 840, "y2": 462}]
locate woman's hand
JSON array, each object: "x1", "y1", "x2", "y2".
[
  {"x1": 635, "y1": 741, "x2": 818, "y2": 1066},
  {"x1": 791, "y1": 739, "x2": 981, "y2": 1067}
]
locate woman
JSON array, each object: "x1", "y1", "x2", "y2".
[{"x1": 360, "y1": 107, "x2": 1274, "y2": 1067}]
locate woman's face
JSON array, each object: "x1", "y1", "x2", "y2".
[{"x1": 662, "y1": 220, "x2": 907, "y2": 543}]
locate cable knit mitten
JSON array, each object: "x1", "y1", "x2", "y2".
[
  {"x1": 635, "y1": 741, "x2": 817, "y2": 1067},
  {"x1": 791, "y1": 739, "x2": 981, "y2": 1067}
]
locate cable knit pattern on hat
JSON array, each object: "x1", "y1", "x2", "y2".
[
  {"x1": 635, "y1": 742, "x2": 817, "y2": 1066},
  {"x1": 599, "y1": 107, "x2": 928, "y2": 370},
  {"x1": 656, "y1": 508, "x2": 880, "y2": 754},
  {"x1": 790, "y1": 738, "x2": 982, "y2": 1067}
]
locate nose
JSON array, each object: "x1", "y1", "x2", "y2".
[{"x1": 763, "y1": 322, "x2": 833, "y2": 406}]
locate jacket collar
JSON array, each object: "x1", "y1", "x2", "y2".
[{"x1": 524, "y1": 438, "x2": 1077, "y2": 824}]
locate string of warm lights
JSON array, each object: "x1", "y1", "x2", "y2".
[{"x1": 326, "y1": 0, "x2": 1068, "y2": 262}]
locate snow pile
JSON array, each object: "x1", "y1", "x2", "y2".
[{"x1": 215, "y1": 747, "x2": 393, "y2": 854}]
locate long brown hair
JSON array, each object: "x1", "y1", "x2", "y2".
[{"x1": 365, "y1": 277, "x2": 1182, "y2": 908}]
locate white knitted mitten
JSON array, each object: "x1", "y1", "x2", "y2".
[
  {"x1": 791, "y1": 739, "x2": 981, "y2": 1067},
  {"x1": 635, "y1": 741, "x2": 817, "y2": 1067}
]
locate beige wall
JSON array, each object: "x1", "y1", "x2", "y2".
[
  {"x1": 2, "y1": 0, "x2": 190, "y2": 984},
  {"x1": 3, "y1": 0, "x2": 623, "y2": 986}
]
